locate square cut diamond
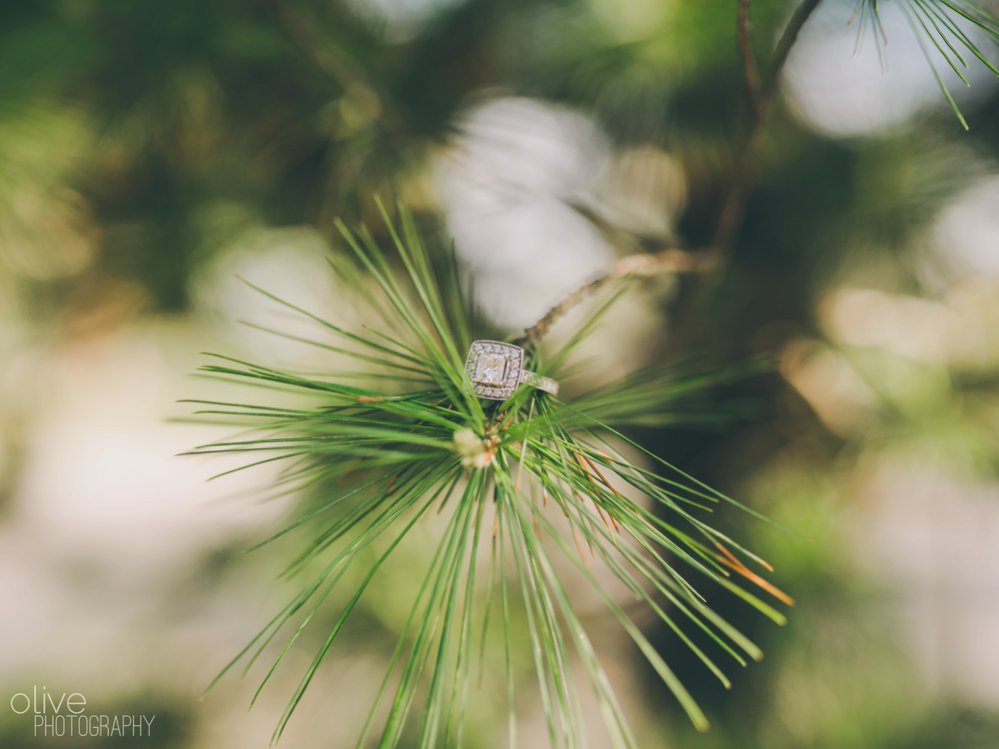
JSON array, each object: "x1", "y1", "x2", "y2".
[
  {"x1": 465, "y1": 340, "x2": 524, "y2": 401},
  {"x1": 474, "y1": 354, "x2": 508, "y2": 385}
]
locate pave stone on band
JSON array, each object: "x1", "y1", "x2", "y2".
[{"x1": 464, "y1": 340, "x2": 559, "y2": 401}]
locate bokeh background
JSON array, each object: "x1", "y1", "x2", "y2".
[{"x1": 2, "y1": 0, "x2": 999, "y2": 747}]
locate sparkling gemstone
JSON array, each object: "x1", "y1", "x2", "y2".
[{"x1": 474, "y1": 353, "x2": 508, "y2": 385}]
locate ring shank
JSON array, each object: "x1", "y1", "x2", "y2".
[{"x1": 520, "y1": 369, "x2": 559, "y2": 396}]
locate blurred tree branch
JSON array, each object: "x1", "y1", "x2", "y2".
[
  {"x1": 521, "y1": 0, "x2": 825, "y2": 349},
  {"x1": 713, "y1": 0, "x2": 823, "y2": 252},
  {"x1": 738, "y1": 0, "x2": 762, "y2": 120}
]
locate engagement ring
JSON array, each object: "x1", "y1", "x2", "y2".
[{"x1": 464, "y1": 340, "x2": 559, "y2": 401}]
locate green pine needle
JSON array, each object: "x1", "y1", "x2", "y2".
[
  {"x1": 189, "y1": 201, "x2": 792, "y2": 748},
  {"x1": 852, "y1": 0, "x2": 999, "y2": 129}
]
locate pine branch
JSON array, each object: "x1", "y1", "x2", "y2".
[{"x1": 189, "y1": 203, "x2": 790, "y2": 748}]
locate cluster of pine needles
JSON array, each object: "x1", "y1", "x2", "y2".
[
  {"x1": 184, "y1": 204, "x2": 792, "y2": 748},
  {"x1": 851, "y1": 0, "x2": 999, "y2": 129}
]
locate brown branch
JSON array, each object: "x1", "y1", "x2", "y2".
[
  {"x1": 764, "y1": 0, "x2": 823, "y2": 107},
  {"x1": 515, "y1": 248, "x2": 719, "y2": 347},
  {"x1": 714, "y1": 0, "x2": 823, "y2": 251},
  {"x1": 738, "y1": 0, "x2": 762, "y2": 121}
]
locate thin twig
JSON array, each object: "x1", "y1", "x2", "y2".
[
  {"x1": 515, "y1": 248, "x2": 719, "y2": 347},
  {"x1": 738, "y1": 0, "x2": 762, "y2": 120}
]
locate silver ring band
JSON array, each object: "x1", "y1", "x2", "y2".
[
  {"x1": 520, "y1": 369, "x2": 559, "y2": 396},
  {"x1": 465, "y1": 340, "x2": 560, "y2": 401}
]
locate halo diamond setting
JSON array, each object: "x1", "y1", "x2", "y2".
[{"x1": 464, "y1": 340, "x2": 559, "y2": 401}]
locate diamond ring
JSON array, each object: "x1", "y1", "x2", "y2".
[{"x1": 464, "y1": 340, "x2": 559, "y2": 401}]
